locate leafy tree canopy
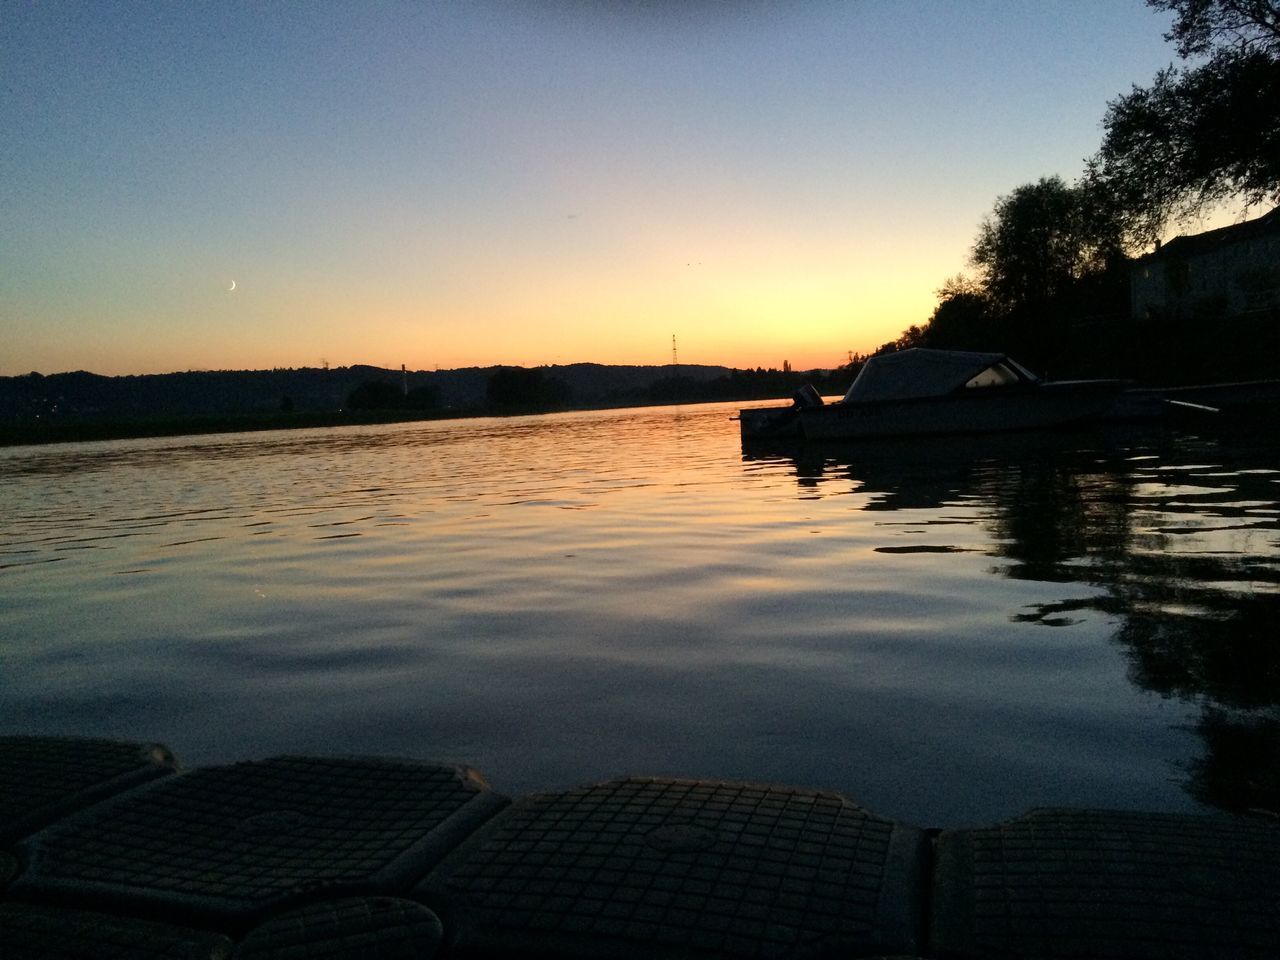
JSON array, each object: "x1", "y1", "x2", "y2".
[
  {"x1": 1153, "y1": 0, "x2": 1280, "y2": 58},
  {"x1": 1092, "y1": 0, "x2": 1280, "y2": 243},
  {"x1": 970, "y1": 177, "x2": 1123, "y2": 311},
  {"x1": 925, "y1": 275, "x2": 996, "y2": 350}
]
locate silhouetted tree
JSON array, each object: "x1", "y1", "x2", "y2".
[
  {"x1": 874, "y1": 0, "x2": 1279, "y2": 380},
  {"x1": 894, "y1": 325, "x2": 927, "y2": 351},
  {"x1": 1090, "y1": 0, "x2": 1280, "y2": 243},
  {"x1": 1158, "y1": 0, "x2": 1280, "y2": 57},
  {"x1": 925, "y1": 275, "x2": 998, "y2": 350},
  {"x1": 697, "y1": 365, "x2": 856, "y2": 401},
  {"x1": 971, "y1": 176, "x2": 1123, "y2": 311}
]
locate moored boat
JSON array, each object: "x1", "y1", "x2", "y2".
[{"x1": 739, "y1": 348, "x2": 1126, "y2": 442}]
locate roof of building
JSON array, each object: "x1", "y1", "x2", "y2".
[{"x1": 1149, "y1": 206, "x2": 1280, "y2": 260}]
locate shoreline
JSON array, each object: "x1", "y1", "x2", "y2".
[{"x1": 0, "y1": 397, "x2": 752, "y2": 449}]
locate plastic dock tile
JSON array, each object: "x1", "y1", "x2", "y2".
[
  {"x1": 417, "y1": 776, "x2": 929, "y2": 960},
  {"x1": 931, "y1": 807, "x2": 1280, "y2": 960},
  {"x1": 13, "y1": 755, "x2": 506, "y2": 927},
  {"x1": 236, "y1": 897, "x2": 444, "y2": 960},
  {"x1": 0, "y1": 736, "x2": 176, "y2": 844},
  {"x1": 0, "y1": 902, "x2": 233, "y2": 960}
]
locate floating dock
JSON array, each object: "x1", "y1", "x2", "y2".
[{"x1": 2, "y1": 735, "x2": 1278, "y2": 959}]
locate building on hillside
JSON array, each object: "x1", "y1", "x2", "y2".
[{"x1": 1130, "y1": 207, "x2": 1280, "y2": 321}]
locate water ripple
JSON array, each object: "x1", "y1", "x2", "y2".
[{"x1": 2, "y1": 405, "x2": 1279, "y2": 824}]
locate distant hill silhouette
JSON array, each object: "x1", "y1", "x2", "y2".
[{"x1": 0, "y1": 363, "x2": 739, "y2": 423}]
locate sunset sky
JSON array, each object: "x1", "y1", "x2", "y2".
[{"x1": 1, "y1": 1, "x2": 1207, "y2": 376}]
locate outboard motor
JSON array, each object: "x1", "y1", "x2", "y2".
[{"x1": 792, "y1": 384, "x2": 825, "y2": 409}]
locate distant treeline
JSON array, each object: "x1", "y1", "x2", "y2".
[
  {"x1": 473, "y1": 364, "x2": 855, "y2": 411},
  {"x1": 0, "y1": 361, "x2": 854, "y2": 446}
]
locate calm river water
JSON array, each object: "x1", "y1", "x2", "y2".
[{"x1": 2, "y1": 401, "x2": 1278, "y2": 826}]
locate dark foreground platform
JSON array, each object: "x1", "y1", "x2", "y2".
[{"x1": 2, "y1": 735, "x2": 1277, "y2": 959}]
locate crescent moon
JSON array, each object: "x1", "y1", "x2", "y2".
[{"x1": 228, "y1": 280, "x2": 237, "y2": 292}]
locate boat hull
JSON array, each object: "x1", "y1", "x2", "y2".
[
  {"x1": 741, "y1": 381, "x2": 1125, "y2": 442},
  {"x1": 737, "y1": 405, "x2": 805, "y2": 439}
]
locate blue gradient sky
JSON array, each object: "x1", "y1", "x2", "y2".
[{"x1": 3, "y1": 1, "x2": 1191, "y2": 375}]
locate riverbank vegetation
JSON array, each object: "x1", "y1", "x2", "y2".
[
  {"x1": 875, "y1": 0, "x2": 1279, "y2": 385},
  {"x1": 0, "y1": 363, "x2": 855, "y2": 447}
]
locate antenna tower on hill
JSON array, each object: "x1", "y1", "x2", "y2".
[{"x1": 672, "y1": 334, "x2": 678, "y2": 369}]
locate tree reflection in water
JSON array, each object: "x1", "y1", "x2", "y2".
[{"x1": 748, "y1": 424, "x2": 1280, "y2": 816}]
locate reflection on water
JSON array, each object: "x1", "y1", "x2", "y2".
[
  {"x1": 2, "y1": 404, "x2": 1278, "y2": 825},
  {"x1": 749, "y1": 424, "x2": 1280, "y2": 815}
]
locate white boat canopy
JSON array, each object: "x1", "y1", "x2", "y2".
[{"x1": 842, "y1": 348, "x2": 1040, "y2": 403}]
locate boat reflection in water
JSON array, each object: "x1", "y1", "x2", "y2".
[{"x1": 744, "y1": 423, "x2": 1280, "y2": 816}]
